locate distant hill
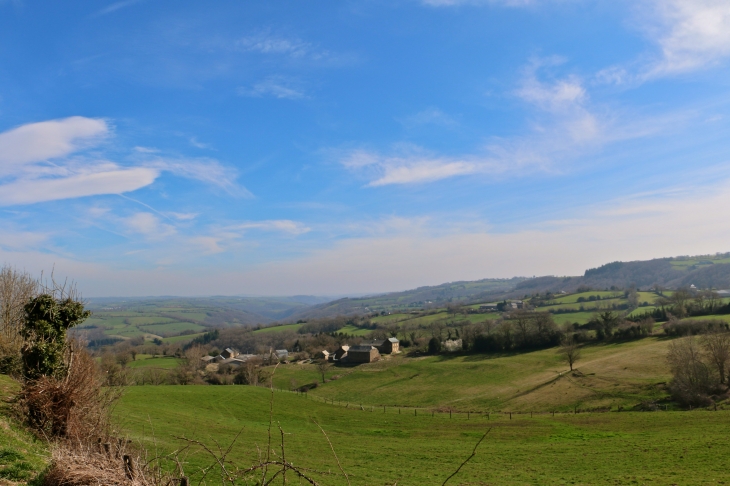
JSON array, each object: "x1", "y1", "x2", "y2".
[
  {"x1": 512, "y1": 254, "x2": 730, "y2": 296},
  {"x1": 87, "y1": 253, "x2": 730, "y2": 330},
  {"x1": 286, "y1": 278, "x2": 525, "y2": 320}
]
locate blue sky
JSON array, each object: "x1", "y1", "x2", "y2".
[{"x1": 1, "y1": 0, "x2": 730, "y2": 296}]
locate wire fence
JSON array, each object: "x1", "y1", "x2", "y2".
[{"x1": 268, "y1": 387, "x2": 686, "y2": 417}]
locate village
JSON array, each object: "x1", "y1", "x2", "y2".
[{"x1": 200, "y1": 337, "x2": 401, "y2": 369}]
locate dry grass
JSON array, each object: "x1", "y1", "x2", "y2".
[
  {"x1": 18, "y1": 341, "x2": 121, "y2": 442},
  {"x1": 44, "y1": 441, "x2": 149, "y2": 486}
]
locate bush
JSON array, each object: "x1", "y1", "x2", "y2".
[
  {"x1": 667, "y1": 336, "x2": 721, "y2": 407},
  {"x1": 427, "y1": 337, "x2": 442, "y2": 354},
  {"x1": 472, "y1": 334, "x2": 502, "y2": 353}
]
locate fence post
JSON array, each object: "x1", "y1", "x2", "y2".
[
  {"x1": 509, "y1": 412, "x2": 512, "y2": 420},
  {"x1": 123, "y1": 455, "x2": 135, "y2": 480},
  {"x1": 487, "y1": 412, "x2": 490, "y2": 420}
]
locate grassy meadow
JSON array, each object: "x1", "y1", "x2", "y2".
[
  {"x1": 115, "y1": 384, "x2": 730, "y2": 485},
  {"x1": 270, "y1": 337, "x2": 673, "y2": 412}
]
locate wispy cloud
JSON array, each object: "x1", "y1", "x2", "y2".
[
  {"x1": 236, "y1": 32, "x2": 328, "y2": 60},
  {"x1": 643, "y1": 0, "x2": 730, "y2": 76},
  {"x1": 0, "y1": 117, "x2": 248, "y2": 206},
  {"x1": 228, "y1": 220, "x2": 311, "y2": 235},
  {"x1": 123, "y1": 212, "x2": 176, "y2": 238},
  {"x1": 237, "y1": 76, "x2": 307, "y2": 100},
  {"x1": 146, "y1": 157, "x2": 250, "y2": 197},
  {"x1": 92, "y1": 0, "x2": 144, "y2": 17},
  {"x1": 420, "y1": 0, "x2": 535, "y2": 6},
  {"x1": 341, "y1": 61, "x2": 620, "y2": 186},
  {"x1": 399, "y1": 107, "x2": 458, "y2": 128}
]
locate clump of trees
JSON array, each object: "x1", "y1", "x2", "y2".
[{"x1": 667, "y1": 330, "x2": 730, "y2": 407}]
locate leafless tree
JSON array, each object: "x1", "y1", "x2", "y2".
[
  {"x1": 316, "y1": 360, "x2": 331, "y2": 384},
  {"x1": 670, "y1": 288, "x2": 693, "y2": 318},
  {"x1": 559, "y1": 334, "x2": 581, "y2": 371},
  {"x1": 0, "y1": 265, "x2": 38, "y2": 357},
  {"x1": 667, "y1": 336, "x2": 718, "y2": 406},
  {"x1": 701, "y1": 330, "x2": 730, "y2": 384}
]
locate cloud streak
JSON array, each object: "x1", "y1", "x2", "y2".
[{"x1": 0, "y1": 117, "x2": 248, "y2": 206}]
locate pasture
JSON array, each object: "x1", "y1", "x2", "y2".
[
  {"x1": 270, "y1": 337, "x2": 673, "y2": 412},
  {"x1": 115, "y1": 384, "x2": 730, "y2": 485}
]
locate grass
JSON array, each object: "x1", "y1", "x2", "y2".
[
  {"x1": 0, "y1": 375, "x2": 49, "y2": 483},
  {"x1": 115, "y1": 383, "x2": 730, "y2": 485},
  {"x1": 252, "y1": 323, "x2": 303, "y2": 334},
  {"x1": 337, "y1": 325, "x2": 372, "y2": 336},
  {"x1": 162, "y1": 332, "x2": 206, "y2": 344},
  {"x1": 267, "y1": 337, "x2": 673, "y2": 412},
  {"x1": 127, "y1": 356, "x2": 184, "y2": 369}
]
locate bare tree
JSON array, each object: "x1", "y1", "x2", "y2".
[
  {"x1": 559, "y1": 334, "x2": 581, "y2": 371},
  {"x1": 0, "y1": 265, "x2": 38, "y2": 358},
  {"x1": 701, "y1": 331, "x2": 730, "y2": 384},
  {"x1": 670, "y1": 288, "x2": 693, "y2": 318},
  {"x1": 316, "y1": 359, "x2": 331, "y2": 384},
  {"x1": 667, "y1": 336, "x2": 718, "y2": 406}
]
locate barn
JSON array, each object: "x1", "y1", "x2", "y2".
[{"x1": 346, "y1": 345, "x2": 381, "y2": 363}]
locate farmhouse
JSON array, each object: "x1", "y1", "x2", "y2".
[{"x1": 346, "y1": 345, "x2": 380, "y2": 363}]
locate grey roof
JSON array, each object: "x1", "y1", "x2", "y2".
[
  {"x1": 349, "y1": 345, "x2": 377, "y2": 352},
  {"x1": 387, "y1": 337, "x2": 399, "y2": 343}
]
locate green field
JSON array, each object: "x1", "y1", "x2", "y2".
[
  {"x1": 127, "y1": 356, "x2": 184, "y2": 369},
  {"x1": 115, "y1": 384, "x2": 730, "y2": 485},
  {"x1": 267, "y1": 337, "x2": 672, "y2": 412},
  {"x1": 253, "y1": 323, "x2": 303, "y2": 334}
]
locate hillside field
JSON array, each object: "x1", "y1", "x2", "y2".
[
  {"x1": 270, "y1": 336, "x2": 674, "y2": 412},
  {"x1": 115, "y1": 384, "x2": 730, "y2": 485}
]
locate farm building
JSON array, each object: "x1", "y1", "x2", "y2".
[
  {"x1": 334, "y1": 345, "x2": 350, "y2": 360},
  {"x1": 363, "y1": 338, "x2": 400, "y2": 354},
  {"x1": 275, "y1": 349, "x2": 288, "y2": 360},
  {"x1": 346, "y1": 345, "x2": 380, "y2": 363},
  {"x1": 222, "y1": 348, "x2": 237, "y2": 359}
]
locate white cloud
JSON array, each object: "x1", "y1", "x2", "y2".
[
  {"x1": 0, "y1": 117, "x2": 108, "y2": 172},
  {"x1": 0, "y1": 166, "x2": 159, "y2": 206},
  {"x1": 229, "y1": 220, "x2": 311, "y2": 235},
  {"x1": 168, "y1": 212, "x2": 198, "y2": 221},
  {"x1": 237, "y1": 35, "x2": 310, "y2": 57},
  {"x1": 123, "y1": 212, "x2": 176, "y2": 238},
  {"x1": 238, "y1": 77, "x2": 306, "y2": 100},
  {"x1": 146, "y1": 157, "x2": 250, "y2": 197},
  {"x1": 3, "y1": 178, "x2": 729, "y2": 296},
  {"x1": 643, "y1": 0, "x2": 730, "y2": 76},
  {"x1": 341, "y1": 65, "x2": 615, "y2": 186},
  {"x1": 0, "y1": 117, "x2": 246, "y2": 206}
]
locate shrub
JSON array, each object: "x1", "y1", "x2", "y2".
[{"x1": 427, "y1": 337, "x2": 442, "y2": 354}]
